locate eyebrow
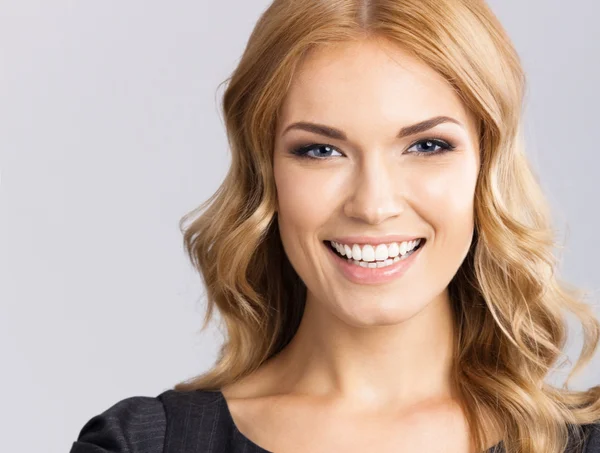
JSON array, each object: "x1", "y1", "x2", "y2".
[{"x1": 282, "y1": 115, "x2": 463, "y2": 140}]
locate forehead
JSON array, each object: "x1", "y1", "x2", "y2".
[{"x1": 278, "y1": 38, "x2": 474, "y2": 137}]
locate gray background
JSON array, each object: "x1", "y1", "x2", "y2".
[{"x1": 0, "y1": 1, "x2": 598, "y2": 452}]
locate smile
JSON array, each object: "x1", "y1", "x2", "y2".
[
  {"x1": 323, "y1": 238, "x2": 426, "y2": 285},
  {"x1": 328, "y1": 239, "x2": 424, "y2": 268}
]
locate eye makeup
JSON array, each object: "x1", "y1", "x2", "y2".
[{"x1": 289, "y1": 136, "x2": 458, "y2": 161}]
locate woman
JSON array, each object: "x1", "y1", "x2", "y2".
[{"x1": 70, "y1": 0, "x2": 600, "y2": 452}]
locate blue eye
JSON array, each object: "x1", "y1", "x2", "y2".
[
  {"x1": 290, "y1": 137, "x2": 456, "y2": 160},
  {"x1": 407, "y1": 139, "x2": 456, "y2": 156},
  {"x1": 290, "y1": 144, "x2": 343, "y2": 159}
]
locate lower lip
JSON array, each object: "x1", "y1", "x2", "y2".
[{"x1": 325, "y1": 240, "x2": 425, "y2": 285}]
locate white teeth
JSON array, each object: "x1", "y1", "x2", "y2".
[
  {"x1": 344, "y1": 244, "x2": 352, "y2": 258},
  {"x1": 399, "y1": 241, "x2": 408, "y2": 255},
  {"x1": 387, "y1": 242, "x2": 400, "y2": 258},
  {"x1": 330, "y1": 238, "x2": 423, "y2": 264},
  {"x1": 352, "y1": 244, "x2": 362, "y2": 261},
  {"x1": 375, "y1": 244, "x2": 388, "y2": 261},
  {"x1": 361, "y1": 244, "x2": 375, "y2": 262},
  {"x1": 351, "y1": 256, "x2": 403, "y2": 269}
]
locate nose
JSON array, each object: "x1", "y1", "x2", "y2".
[{"x1": 343, "y1": 151, "x2": 405, "y2": 225}]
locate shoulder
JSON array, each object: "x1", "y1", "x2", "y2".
[
  {"x1": 70, "y1": 394, "x2": 166, "y2": 453},
  {"x1": 69, "y1": 389, "x2": 228, "y2": 453},
  {"x1": 156, "y1": 389, "x2": 236, "y2": 451},
  {"x1": 156, "y1": 387, "x2": 223, "y2": 410}
]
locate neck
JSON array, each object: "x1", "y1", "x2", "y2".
[{"x1": 267, "y1": 288, "x2": 458, "y2": 411}]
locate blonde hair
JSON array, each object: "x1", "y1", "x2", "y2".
[{"x1": 174, "y1": 1, "x2": 600, "y2": 451}]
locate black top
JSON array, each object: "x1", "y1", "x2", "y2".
[{"x1": 70, "y1": 388, "x2": 600, "y2": 453}]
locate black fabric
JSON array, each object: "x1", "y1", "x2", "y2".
[
  {"x1": 69, "y1": 389, "x2": 266, "y2": 453},
  {"x1": 70, "y1": 388, "x2": 600, "y2": 453},
  {"x1": 585, "y1": 423, "x2": 600, "y2": 453},
  {"x1": 70, "y1": 395, "x2": 166, "y2": 453}
]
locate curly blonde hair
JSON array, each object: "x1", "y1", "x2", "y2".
[{"x1": 174, "y1": 1, "x2": 600, "y2": 452}]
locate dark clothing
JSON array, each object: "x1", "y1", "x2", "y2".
[{"x1": 70, "y1": 388, "x2": 600, "y2": 452}]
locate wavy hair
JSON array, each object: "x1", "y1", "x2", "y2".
[{"x1": 174, "y1": 1, "x2": 600, "y2": 451}]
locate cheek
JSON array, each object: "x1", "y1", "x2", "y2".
[
  {"x1": 406, "y1": 153, "x2": 479, "y2": 222},
  {"x1": 273, "y1": 157, "x2": 345, "y2": 285},
  {"x1": 412, "y1": 162, "x2": 477, "y2": 225},
  {"x1": 273, "y1": 159, "x2": 345, "y2": 238},
  {"x1": 408, "y1": 159, "x2": 478, "y2": 278}
]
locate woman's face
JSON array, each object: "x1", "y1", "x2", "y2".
[{"x1": 273, "y1": 38, "x2": 480, "y2": 326}]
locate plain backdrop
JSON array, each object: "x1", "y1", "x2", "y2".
[{"x1": 0, "y1": 1, "x2": 599, "y2": 452}]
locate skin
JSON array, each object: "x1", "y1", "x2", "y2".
[{"x1": 221, "y1": 37, "x2": 493, "y2": 452}]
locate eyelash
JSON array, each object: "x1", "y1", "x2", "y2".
[{"x1": 290, "y1": 138, "x2": 457, "y2": 160}]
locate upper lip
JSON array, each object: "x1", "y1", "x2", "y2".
[{"x1": 327, "y1": 235, "x2": 426, "y2": 245}]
